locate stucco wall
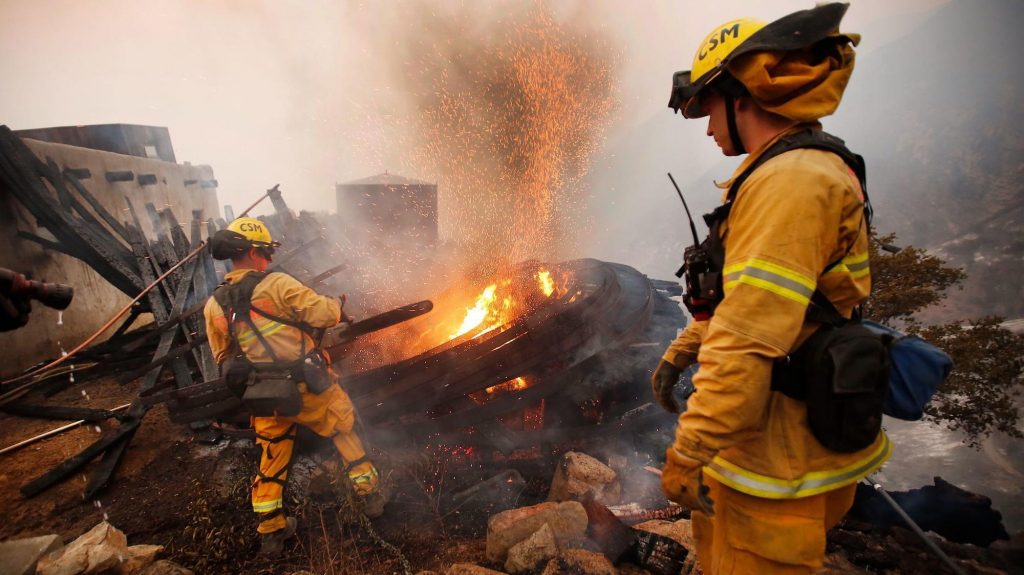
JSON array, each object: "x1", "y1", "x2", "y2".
[{"x1": 0, "y1": 138, "x2": 219, "y2": 375}]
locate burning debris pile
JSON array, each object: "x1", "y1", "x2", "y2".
[{"x1": 342, "y1": 258, "x2": 681, "y2": 455}]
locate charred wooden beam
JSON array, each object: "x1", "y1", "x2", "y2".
[
  {"x1": 20, "y1": 412, "x2": 143, "y2": 498},
  {"x1": 0, "y1": 127, "x2": 143, "y2": 295},
  {"x1": 308, "y1": 263, "x2": 347, "y2": 287},
  {"x1": 83, "y1": 424, "x2": 138, "y2": 499},
  {"x1": 323, "y1": 300, "x2": 433, "y2": 355},
  {"x1": 169, "y1": 396, "x2": 243, "y2": 425},
  {"x1": 119, "y1": 335, "x2": 206, "y2": 384},
  {"x1": 161, "y1": 207, "x2": 191, "y2": 259},
  {"x1": 107, "y1": 306, "x2": 142, "y2": 341},
  {"x1": 138, "y1": 377, "x2": 224, "y2": 408},
  {"x1": 63, "y1": 168, "x2": 131, "y2": 242},
  {"x1": 126, "y1": 200, "x2": 177, "y2": 305},
  {"x1": 204, "y1": 218, "x2": 221, "y2": 294},
  {"x1": 140, "y1": 255, "x2": 199, "y2": 392},
  {"x1": 189, "y1": 210, "x2": 217, "y2": 382},
  {"x1": 46, "y1": 158, "x2": 129, "y2": 256},
  {"x1": 266, "y1": 235, "x2": 324, "y2": 273},
  {"x1": 15, "y1": 231, "x2": 84, "y2": 259},
  {"x1": 0, "y1": 403, "x2": 127, "y2": 422}
]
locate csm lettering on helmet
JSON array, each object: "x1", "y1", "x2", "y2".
[
  {"x1": 240, "y1": 222, "x2": 263, "y2": 233},
  {"x1": 699, "y1": 23, "x2": 742, "y2": 61}
]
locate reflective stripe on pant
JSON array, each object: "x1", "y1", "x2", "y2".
[
  {"x1": 252, "y1": 384, "x2": 377, "y2": 534},
  {"x1": 691, "y1": 474, "x2": 856, "y2": 574}
]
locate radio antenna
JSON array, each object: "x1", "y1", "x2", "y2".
[{"x1": 668, "y1": 173, "x2": 700, "y2": 246}]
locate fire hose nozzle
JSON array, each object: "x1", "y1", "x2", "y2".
[{"x1": 0, "y1": 267, "x2": 74, "y2": 310}]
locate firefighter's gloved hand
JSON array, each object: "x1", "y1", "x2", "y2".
[
  {"x1": 338, "y1": 294, "x2": 354, "y2": 324},
  {"x1": 662, "y1": 447, "x2": 715, "y2": 516},
  {"x1": 652, "y1": 360, "x2": 684, "y2": 413},
  {"x1": 0, "y1": 292, "x2": 31, "y2": 332}
]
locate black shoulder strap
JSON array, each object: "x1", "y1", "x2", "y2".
[
  {"x1": 727, "y1": 128, "x2": 868, "y2": 215},
  {"x1": 213, "y1": 272, "x2": 281, "y2": 361},
  {"x1": 212, "y1": 271, "x2": 268, "y2": 318},
  {"x1": 213, "y1": 271, "x2": 321, "y2": 363},
  {"x1": 720, "y1": 128, "x2": 871, "y2": 327}
]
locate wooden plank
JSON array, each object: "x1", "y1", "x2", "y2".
[
  {"x1": 20, "y1": 415, "x2": 143, "y2": 498},
  {"x1": 308, "y1": 263, "x2": 347, "y2": 287},
  {"x1": 63, "y1": 168, "x2": 131, "y2": 242},
  {"x1": 0, "y1": 129, "x2": 142, "y2": 295},
  {"x1": 118, "y1": 336, "x2": 206, "y2": 384},
  {"x1": 107, "y1": 307, "x2": 141, "y2": 341},
  {"x1": 0, "y1": 404, "x2": 125, "y2": 422},
  {"x1": 126, "y1": 224, "x2": 170, "y2": 322},
  {"x1": 204, "y1": 218, "x2": 221, "y2": 293},
  {"x1": 140, "y1": 255, "x2": 199, "y2": 392},
  {"x1": 15, "y1": 231, "x2": 85, "y2": 260},
  {"x1": 125, "y1": 199, "x2": 177, "y2": 305},
  {"x1": 161, "y1": 208, "x2": 191, "y2": 259},
  {"x1": 266, "y1": 235, "x2": 324, "y2": 273},
  {"x1": 146, "y1": 203, "x2": 183, "y2": 293},
  {"x1": 190, "y1": 211, "x2": 217, "y2": 382},
  {"x1": 36, "y1": 157, "x2": 143, "y2": 289},
  {"x1": 138, "y1": 377, "x2": 224, "y2": 408},
  {"x1": 83, "y1": 425, "x2": 138, "y2": 499}
]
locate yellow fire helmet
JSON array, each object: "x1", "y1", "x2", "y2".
[
  {"x1": 226, "y1": 217, "x2": 281, "y2": 249},
  {"x1": 669, "y1": 2, "x2": 852, "y2": 119}
]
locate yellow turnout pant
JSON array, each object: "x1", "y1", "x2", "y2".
[
  {"x1": 691, "y1": 475, "x2": 856, "y2": 574},
  {"x1": 251, "y1": 384, "x2": 378, "y2": 534}
]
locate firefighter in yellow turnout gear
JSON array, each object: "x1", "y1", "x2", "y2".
[
  {"x1": 204, "y1": 217, "x2": 384, "y2": 556},
  {"x1": 656, "y1": 4, "x2": 891, "y2": 573}
]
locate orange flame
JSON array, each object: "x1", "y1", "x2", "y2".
[
  {"x1": 537, "y1": 270, "x2": 555, "y2": 297},
  {"x1": 485, "y1": 376, "x2": 529, "y2": 395},
  {"x1": 449, "y1": 280, "x2": 518, "y2": 340},
  {"x1": 451, "y1": 284, "x2": 498, "y2": 339},
  {"x1": 443, "y1": 266, "x2": 572, "y2": 346}
]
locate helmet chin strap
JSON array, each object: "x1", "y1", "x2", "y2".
[{"x1": 724, "y1": 93, "x2": 747, "y2": 155}]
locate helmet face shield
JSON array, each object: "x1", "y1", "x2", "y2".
[
  {"x1": 668, "y1": 69, "x2": 717, "y2": 119},
  {"x1": 668, "y1": 70, "x2": 694, "y2": 114}
]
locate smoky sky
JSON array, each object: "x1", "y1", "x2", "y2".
[{"x1": 1, "y1": 0, "x2": 948, "y2": 223}]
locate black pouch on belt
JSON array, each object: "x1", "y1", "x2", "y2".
[
  {"x1": 222, "y1": 356, "x2": 254, "y2": 398},
  {"x1": 243, "y1": 366, "x2": 302, "y2": 417},
  {"x1": 773, "y1": 321, "x2": 892, "y2": 453},
  {"x1": 297, "y1": 350, "x2": 333, "y2": 394}
]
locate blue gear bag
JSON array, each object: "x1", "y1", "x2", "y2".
[{"x1": 861, "y1": 320, "x2": 953, "y2": 421}]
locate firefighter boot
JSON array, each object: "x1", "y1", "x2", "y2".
[{"x1": 258, "y1": 516, "x2": 297, "y2": 557}]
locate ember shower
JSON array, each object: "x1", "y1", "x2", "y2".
[{"x1": 394, "y1": 3, "x2": 619, "y2": 269}]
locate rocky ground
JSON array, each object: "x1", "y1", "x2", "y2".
[{"x1": 1, "y1": 377, "x2": 1022, "y2": 574}]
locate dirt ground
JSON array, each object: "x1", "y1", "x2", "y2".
[
  {"x1": 0, "y1": 377, "x2": 500, "y2": 574},
  {"x1": 4, "y1": 376, "x2": 1022, "y2": 575}
]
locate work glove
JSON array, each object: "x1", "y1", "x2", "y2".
[
  {"x1": 337, "y1": 294, "x2": 354, "y2": 324},
  {"x1": 661, "y1": 447, "x2": 715, "y2": 516},
  {"x1": 651, "y1": 360, "x2": 684, "y2": 413}
]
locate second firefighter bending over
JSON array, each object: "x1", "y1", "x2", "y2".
[{"x1": 204, "y1": 216, "x2": 386, "y2": 557}]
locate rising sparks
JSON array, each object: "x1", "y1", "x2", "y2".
[{"x1": 399, "y1": 4, "x2": 619, "y2": 267}]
